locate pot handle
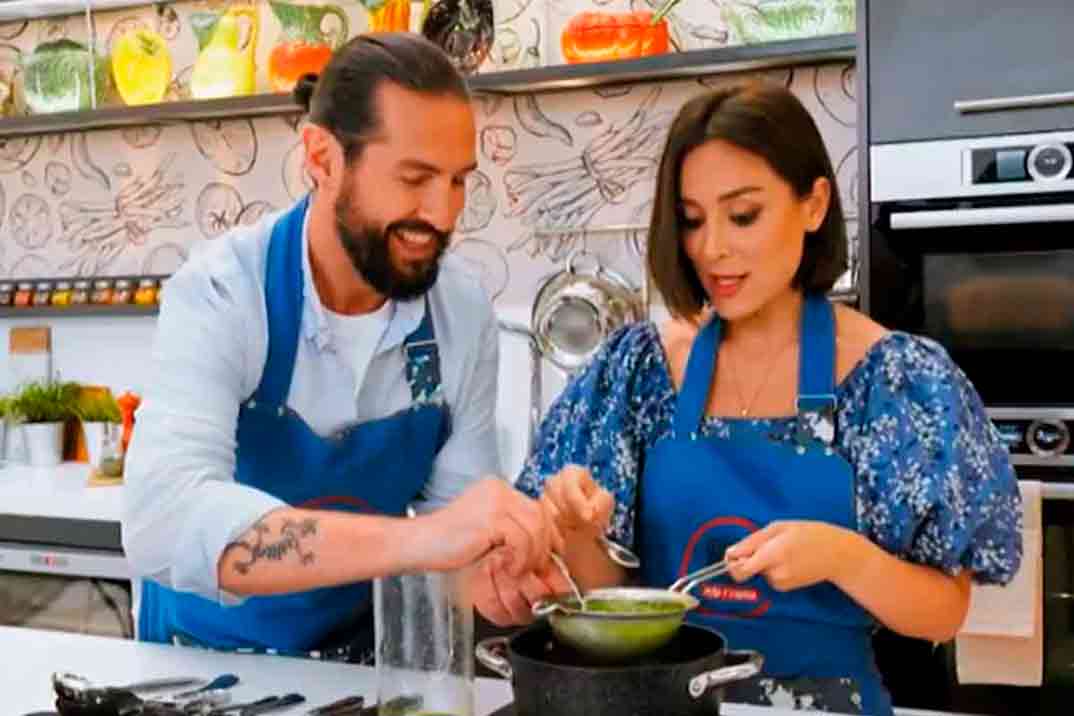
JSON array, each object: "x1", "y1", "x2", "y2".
[
  {"x1": 688, "y1": 649, "x2": 764, "y2": 699},
  {"x1": 475, "y1": 637, "x2": 513, "y2": 680}
]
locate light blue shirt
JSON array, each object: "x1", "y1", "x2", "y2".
[{"x1": 122, "y1": 204, "x2": 501, "y2": 603}]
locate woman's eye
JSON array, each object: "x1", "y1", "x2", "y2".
[
  {"x1": 400, "y1": 176, "x2": 426, "y2": 187},
  {"x1": 680, "y1": 215, "x2": 703, "y2": 231},
  {"x1": 730, "y1": 208, "x2": 761, "y2": 227}
]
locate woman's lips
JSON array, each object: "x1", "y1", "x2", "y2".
[{"x1": 710, "y1": 273, "x2": 747, "y2": 299}]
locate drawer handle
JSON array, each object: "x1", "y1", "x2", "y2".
[{"x1": 955, "y1": 90, "x2": 1074, "y2": 114}]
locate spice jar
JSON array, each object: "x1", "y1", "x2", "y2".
[
  {"x1": 71, "y1": 280, "x2": 91, "y2": 305},
  {"x1": 14, "y1": 282, "x2": 33, "y2": 307},
  {"x1": 112, "y1": 279, "x2": 133, "y2": 304},
  {"x1": 91, "y1": 279, "x2": 114, "y2": 305},
  {"x1": 33, "y1": 281, "x2": 52, "y2": 306},
  {"x1": 134, "y1": 278, "x2": 158, "y2": 306},
  {"x1": 0, "y1": 281, "x2": 13, "y2": 306},
  {"x1": 51, "y1": 280, "x2": 72, "y2": 307}
]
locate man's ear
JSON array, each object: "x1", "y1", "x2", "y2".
[{"x1": 302, "y1": 125, "x2": 346, "y2": 196}]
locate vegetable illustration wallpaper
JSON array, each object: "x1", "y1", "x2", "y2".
[{"x1": 0, "y1": 0, "x2": 858, "y2": 305}]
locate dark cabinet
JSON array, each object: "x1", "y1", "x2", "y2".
[{"x1": 867, "y1": 0, "x2": 1074, "y2": 143}]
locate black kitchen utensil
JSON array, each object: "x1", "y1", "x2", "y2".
[
  {"x1": 476, "y1": 620, "x2": 761, "y2": 716},
  {"x1": 305, "y1": 695, "x2": 364, "y2": 715},
  {"x1": 172, "y1": 674, "x2": 239, "y2": 700},
  {"x1": 207, "y1": 693, "x2": 305, "y2": 716}
]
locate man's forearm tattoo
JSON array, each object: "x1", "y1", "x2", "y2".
[{"x1": 227, "y1": 517, "x2": 319, "y2": 575}]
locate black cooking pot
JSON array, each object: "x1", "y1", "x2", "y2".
[{"x1": 476, "y1": 621, "x2": 762, "y2": 716}]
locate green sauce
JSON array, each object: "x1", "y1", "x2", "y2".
[{"x1": 578, "y1": 598, "x2": 682, "y2": 615}]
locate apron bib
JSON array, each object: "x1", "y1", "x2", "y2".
[
  {"x1": 639, "y1": 294, "x2": 892, "y2": 715},
  {"x1": 139, "y1": 196, "x2": 451, "y2": 662}
]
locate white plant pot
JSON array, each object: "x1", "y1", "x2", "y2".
[
  {"x1": 22, "y1": 422, "x2": 64, "y2": 467},
  {"x1": 82, "y1": 421, "x2": 118, "y2": 469}
]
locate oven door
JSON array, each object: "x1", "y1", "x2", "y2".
[{"x1": 869, "y1": 197, "x2": 1074, "y2": 406}]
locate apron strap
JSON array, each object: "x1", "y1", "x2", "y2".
[
  {"x1": 796, "y1": 293, "x2": 838, "y2": 445},
  {"x1": 673, "y1": 315, "x2": 722, "y2": 438},
  {"x1": 403, "y1": 300, "x2": 444, "y2": 404},
  {"x1": 253, "y1": 195, "x2": 310, "y2": 407}
]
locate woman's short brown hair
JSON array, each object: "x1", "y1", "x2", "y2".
[{"x1": 647, "y1": 82, "x2": 847, "y2": 319}]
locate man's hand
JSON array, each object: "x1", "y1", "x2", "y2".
[
  {"x1": 471, "y1": 553, "x2": 573, "y2": 626},
  {"x1": 402, "y1": 478, "x2": 564, "y2": 577}
]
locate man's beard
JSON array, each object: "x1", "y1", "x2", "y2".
[{"x1": 335, "y1": 198, "x2": 450, "y2": 301}]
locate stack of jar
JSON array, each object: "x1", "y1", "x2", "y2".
[{"x1": 0, "y1": 277, "x2": 162, "y2": 309}]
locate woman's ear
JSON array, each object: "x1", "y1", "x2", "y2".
[
  {"x1": 302, "y1": 125, "x2": 345, "y2": 196},
  {"x1": 804, "y1": 176, "x2": 832, "y2": 233}
]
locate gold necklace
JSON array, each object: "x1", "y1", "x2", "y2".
[{"x1": 726, "y1": 339, "x2": 795, "y2": 417}]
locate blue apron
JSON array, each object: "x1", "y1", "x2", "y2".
[
  {"x1": 138, "y1": 196, "x2": 451, "y2": 661},
  {"x1": 638, "y1": 294, "x2": 891, "y2": 715}
]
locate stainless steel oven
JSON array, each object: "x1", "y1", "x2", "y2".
[{"x1": 865, "y1": 128, "x2": 1074, "y2": 714}]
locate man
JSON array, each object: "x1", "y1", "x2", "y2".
[{"x1": 122, "y1": 33, "x2": 562, "y2": 662}]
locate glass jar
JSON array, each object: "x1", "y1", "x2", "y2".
[
  {"x1": 71, "y1": 280, "x2": 91, "y2": 305},
  {"x1": 0, "y1": 281, "x2": 13, "y2": 306},
  {"x1": 14, "y1": 282, "x2": 33, "y2": 307},
  {"x1": 51, "y1": 281, "x2": 72, "y2": 307},
  {"x1": 33, "y1": 281, "x2": 52, "y2": 306},
  {"x1": 91, "y1": 279, "x2": 114, "y2": 305},
  {"x1": 374, "y1": 569, "x2": 474, "y2": 716},
  {"x1": 134, "y1": 278, "x2": 158, "y2": 306},
  {"x1": 112, "y1": 279, "x2": 133, "y2": 305}
]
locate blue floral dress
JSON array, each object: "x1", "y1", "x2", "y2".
[{"x1": 517, "y1": 321, "x2": 1023, "y2": 586}]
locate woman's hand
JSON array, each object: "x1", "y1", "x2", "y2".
[
  {"x1": 540, "y1": 464, "x2": 615, "y2": 536},
  {"x1": 724, "y1": 520, "x2": 862, "y2": 591}
]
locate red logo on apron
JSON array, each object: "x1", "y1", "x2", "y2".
[
  {"x1": 678, "y1": 516, "x2": 772, "y2": 619},
  {"x1": 700, "y1": 584, "x2": 759, "y2": 603}
]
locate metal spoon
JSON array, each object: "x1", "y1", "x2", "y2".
[
  {"x1": 548, "y1": 552, "x2": 586, "y2": 610},
  {"x1": 599, "y1": 535, "x2": 640, "y2": 569}
]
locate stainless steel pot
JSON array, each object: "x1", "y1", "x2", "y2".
[{"x1": 531, "y1": 249, "x2": 645, "y2": 373}]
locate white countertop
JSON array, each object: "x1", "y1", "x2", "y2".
[
  {"x1": 0, "y1": 463, "x2": 122, "y2": 523},
  {"x1": 2, "y1": 625, "x2": 880, "y2": 716}
]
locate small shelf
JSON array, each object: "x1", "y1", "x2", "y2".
[
  {"x1": 0, "y1": 304, "x2": 159, "y2": 318},
  {"x1": 0, "y1": 94, "x2": 303, "y2": 139},
  {"x1": 468, "y1": 34, "x2": 856, "y2": 94},
  {"x1": 0, "y1": 34, "x2": 855, "y2": 138}
]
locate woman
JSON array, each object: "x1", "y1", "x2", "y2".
[{"x1": 516, "y1": 83, "x2": 1022, "y2": 714}]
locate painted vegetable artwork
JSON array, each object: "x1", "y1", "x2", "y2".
[
  {"x1": 21, "y1": 40, "x2": 108, "y2": 114},
  {"x1": 561, "y1": 11, "x2": 669, "y2": 64},
  {"x1": 268, "y1": 1, "x2": 349, "y2": 93}
]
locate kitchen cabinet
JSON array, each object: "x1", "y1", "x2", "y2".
[{"x1": 866, "y1": 0, "x2": 1074, "y2": 143}]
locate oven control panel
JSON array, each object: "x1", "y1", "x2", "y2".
[
  {"x1": 972, "y1": 142, "x2": 1074, "y2": 184},
  {"x1": 989, "y1": 408, "x2": 1074, "y2": 467}
]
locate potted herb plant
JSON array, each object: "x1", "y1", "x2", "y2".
[
  {"x1": 77, "y1": 391, "x2": 121, "y2": 470},
  {"x1": 10, "y1": 380, "x2": 80, "y2": 467},
  {"x1": 0, "y1": 393, "x2": 16, "y2": 462}
]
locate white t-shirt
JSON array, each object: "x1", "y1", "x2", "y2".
[{"x1": 322, "y1": 298, "x2": 393, "y2": 402}]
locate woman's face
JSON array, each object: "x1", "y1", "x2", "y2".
[{"x1": 679, "y1": 139, "x2": 830, "y2": 321}]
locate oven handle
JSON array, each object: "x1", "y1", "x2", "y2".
[
  {"x1": 955, "y1": 90, "x2": 1074, "y2": 114},
  {"x1": 1042, "y1": 483, "x2": 1074, "y2": 502},
  {"x1": 889, "y1": 204, "x2": 1074, "y2": 230}
]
